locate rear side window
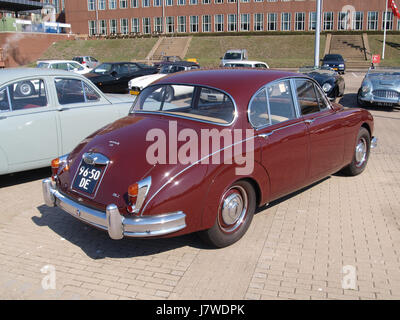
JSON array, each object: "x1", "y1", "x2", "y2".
[
  {"x1": 55, "y1": 78, "x2": 100, "y2": 105},
  {"x1": 0, "y1": 87, "x2": 10, "y2": 112}
]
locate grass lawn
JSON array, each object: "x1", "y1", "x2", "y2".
[
  {"x1": 185, "y1": 35, "x2": 326, "y2": 68},
  {"x1": 368, "y1": 34, "x2": 400, "y2": 67},
  {"x1": 40, "y1": 38, "x2": 158, "y2": 63}
]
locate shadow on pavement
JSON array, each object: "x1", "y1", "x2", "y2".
[
  {"x1": 338, "y1": 94, "x2": 400, "y2": 113},
  {"x1": 33, "y1": 204, "x2": 209, "y2": 259},
  {"x1": 0, "y1": 167, "x2": 52, "y2": 188}
]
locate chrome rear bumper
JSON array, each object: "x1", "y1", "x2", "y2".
[{"x1": 42, "y1": 179, "x2": 186, "y2": 240}]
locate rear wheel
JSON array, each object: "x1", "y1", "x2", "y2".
[
  {"x1": 342, "y1": 127, "x2": 371, "y2": 176},
  {"x1": 199, "y1": 180, "x2": 256, "y2": 248}
]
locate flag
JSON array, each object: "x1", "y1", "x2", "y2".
[{"x1": 389, "y1": 0, "x2": 400, "y2": 19}]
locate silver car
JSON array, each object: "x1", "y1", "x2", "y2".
[
  {"x1": 0, "y1": 68, "x2": 134, "y2": 175},
  {"x1": 358, "y1": 67, "x2": 400, "y2": 107}
]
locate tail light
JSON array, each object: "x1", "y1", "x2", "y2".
[
  {"x1": 127, "y1": 177, "x2": 152, "y2": 214},
  {"x1": 51, "y1": 154, "x2": 69, "y2": 180}
]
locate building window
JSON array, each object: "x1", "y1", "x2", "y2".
[
  {"x1": 88, "y1": 0, "x2": 95, "y2": 11},
  {"x1": 143, "y1": 17, "x2": 151, "y2": 34},
  {"x1": 109, "y1": 0, "x2": 117, "y2": 9},
  {"x1": 119, "y1": 0, "x2": 127, "y2": 8},
  {"x1": 89, "y1": 20, "x2": 97, "y2": 35},
  {"x1": 254, "y1": 13, "x2": 264, "y2": 31},
  {"x1": 352, "y1": 11, "x2": 363, "y2": 30},
  {"x1": 215, "y1": 14, "x2": 224, "y2": 32},
  {"x1": 178, "y1": 16, "x2": 186, "y2": 33},
  {"x1": 228, "y1": 14, "x2": 237, "y2": 32},
  {"x1": 267, "y1": 13, "x2": 277, "y2": 31},
  {"x1": 190, "y1": 16, "x2": 199, "y2": 32},
  {"x1": 120, "y1": 18, "x2": 128, "y2": 34},
  {"x1": 240, "y1": 14, "x2": 250, "y2": 31},
  {"x1": 202, "y1": 0, "x2": 210, "y2": 3},
  {"x1": 178, "y1": 0, "x2": 186, "y2": 5},
  {"x1": 142, "y1": 0, "x2": 150, "y2": 7},
  {"x1": 110, "y1": 19, "x2": 117, "y2": 34},
  {"x1": 130, "y1": 0, "x2": 139, "y2": 7},
  {"x1": 323, "y1": 12, "x2": 334, "y2": 31},
  {"x1": 228, "y1": 0, "x2": 236, "y2": 2},
  {"x1": 338, "y1": 11, "x2": 349, "y2": 30},
  {"x1": 99, "y1": 20, "x2": 107, "y2": 35},
  {"x1": 382, "y1": 11, "x2": 393, "y2": 30},
  {"x1": 166, "y1": 16, "x2": 175, "y2": 33},
  {"x1": 154, "y1": 0, "x2": 162, "y2": 6},
  {"x1": 309, "y1": 12, "x2": 316, "y2": 30},
  {"x1": 131, "y1": 18, "x2": 140, "y2": 33},
  {"x1": 190, "y1": 0, "x2": 198, "y2": 4},
  {"x1": 367, "y1": 11, "x2": 378, "y2": 30},
  {"x1": 281, "y1": 12, "x2": 291, "y2": 31},
  {"x1": 98, "y1": 0, "x2": 106, "y2": 10},
  {"x1": 295, "y1": 12, "x2": 305, "y2": 31},
  {"x1": 166, "y1": 0, "x2": 173, "y2": 5},
  {"x1": 202, "y1": 15, "x2": 211, "y2": 32},
  {"x1": 215, "y1": 0, "x2": 223, "y2": 3},
  {"x1": 154, "y1": 17, "x2": 163, "y2": 33}
]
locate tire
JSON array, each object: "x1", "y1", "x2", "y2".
[
  {"x1": 342, "y1": 127, "x2": 371, "y2": 176},
  {"x1": 357, "y1": 89, "x2": 366, "y2": 107},
  {"x1": 199, "y1": 180, "x2": 256, "y2": 248},
  {"x1": 164, "y1": 85, "x2": 174, "y2": 102},
  {"x1": 16, "y1": 81, "x2": 35, "y2": 97}
]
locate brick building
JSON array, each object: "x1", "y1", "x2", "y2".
[{"x1": 65, "y1": 0, "x2": 399, "y2": 36}]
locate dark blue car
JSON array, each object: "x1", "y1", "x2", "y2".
[{"x1": 321, "y1": 54, "x2": 346, "y2": 75}]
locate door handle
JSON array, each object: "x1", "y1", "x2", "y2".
[
  {"x1": 58, "y1": 107, "x2": 70, "y2": 112},
  {"x1": 258, "y1": 133, "x2": 271, "y2": 139},
  {"x1": 304, "y1": 119, "x2": 315, "y2": 125}
]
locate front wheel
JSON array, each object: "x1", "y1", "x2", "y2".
[
  {"x1": 199, "y1": 180, "x2": 256, "y2": 248},
  {"x1": 342, "y1": 127, "x2": 371, "y2": 176}
]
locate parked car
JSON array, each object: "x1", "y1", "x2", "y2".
[
  {"x1": 85, "y1": 62, "x2": 158, "y2": 93},
  {"x1": 0, "y1": 68, "x2": 134, "y2": 175},
  {"x1": 299, "y1": 66, "x2": 345, "y2": 101},
  {"x1": 223, "y1": 60, "x2": 269, "y2": 69},
  {"x1": 153, "y1": 56, "x2": 184, "y2": 70},
  {"x1": 37, "y1": 60, "x2": 92, "y2": 74},
  {"x1": 357, "y1": 67, "x2": 400, "y2": 108},
  {"x1": 128, "y1": 61, "x2": 200, "y2": 95},
  {"x1": 43, "y1": 69, "x2": 376, "y2": 248},
  {"x1": 220, "y1": 49, "x2": 248, "y2": 66},
  {"x1": 321, "y1": 54, "x2": 346, "y2": 74},
  {"x1": 72, "y1": 56, "x2": 100, "y2": 69}
]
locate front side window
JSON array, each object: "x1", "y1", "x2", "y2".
[
  {"x1": 133, "y1": 85, "x2": 236, "y2": 125},
  {"x1": 0, "y1": 79, "x2": 48, "y2": 111},
  {"x1": 295, "y1": 79, "x2": 321, "y2": 115},
  {"x1": 55, "y1": 78, "x2": 100, "y2": 105}
]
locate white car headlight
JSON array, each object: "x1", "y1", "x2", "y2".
[
  {"x1": 322, "y1": 83, "x2": 332, "y2": 92},
  {"x1": 361, "y1": 82, "x2": 371, "y2": 93},
  {"x1": 339, "y1": 64, "x2": 345, "y2": 68}
]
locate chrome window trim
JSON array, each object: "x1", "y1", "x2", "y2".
[
  {"x1": 130, "y1": 83, "x2": 238, "y2": 127},
  {"x1": 6, "y1": 86, "x2": 12, "y2": 111},
  {"x1": 248, "y1": 77, "x2": 300, "y2": 131}
]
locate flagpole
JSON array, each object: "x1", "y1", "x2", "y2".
[{"x1": 383, "y1": 0, "x2": 388, "y2": 60}]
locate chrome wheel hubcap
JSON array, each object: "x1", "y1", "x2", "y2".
[
  {"x1": 21, "y1": 84, "x2": 31, "y2": 95},
  {"x1": 355, "y1": 138, "x2": 367, "y2": 167},
  {"x1": 219, "y1": 186, "x2": 248, "y2": 233}
]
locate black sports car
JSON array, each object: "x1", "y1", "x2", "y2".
[
  {"x1": 300, "y1": 66, "x2": 345, "y2": 101},
  {"x1": 85, "y1": 62, "x2": 158, "y2": 93},
  {"x1": 321, "y1": 54, "x2": 346, "y2": 74}
]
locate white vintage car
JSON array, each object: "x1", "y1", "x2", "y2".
[
  {"x1": 222, "y1": 60, "x2": 269, "y2": 69},
  {"x1": 37, "y1": 60, "x2": 92, "y2": 75},
  {"x1": 128, "y1": 62, "x2": 199, "y2": 95},
  {"x1": 0, "y1": 68, "x2": 134, "y2": 175}
]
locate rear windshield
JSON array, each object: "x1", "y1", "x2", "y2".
[
  {"x1": 73, "y1": 57, "x2": 83, "y2": 63},
  {"x1": 224, "y1": 52, "x2": 242, "y2": 60},
  {"x1": 131, "y1": 84, "x2": 236, "y2": 125},
  {"x1": 323, "y1": 54, "x2": 343, "y2": 61},
  {"x1": 37, "y1": 62, "x2": 50, "y2": 68}
]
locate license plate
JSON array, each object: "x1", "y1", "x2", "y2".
[
  {"x1": 72, "y1": 163, "x2": 104, "y2": 195},
  {"x1": 130, "y1": 90, "x2": 140, "y2": 95}
]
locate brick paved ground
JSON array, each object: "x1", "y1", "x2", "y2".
[{"x1": 0, "y1": 72, "x2": 399, "y2": 300}]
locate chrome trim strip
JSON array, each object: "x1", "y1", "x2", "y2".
[
  {"x1": 82, "y1": 152, "x2": 110, "y2": 165},
  {"x1": 371, "y1": 137, "x2": 378, "y2": 149},
  {"x1": 42, "y1": 179, "x2": 186, "y2": 239},
  {"x1": 131, "y1": 176, "x2": 152, "y2": 214}
]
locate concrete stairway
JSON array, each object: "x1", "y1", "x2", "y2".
[
  {"x1": 148, "y1": 36, "x2": 192, "y2": 60},
  {"x1": 329, "y1": 34, "x2": 371, "y2": 69}
]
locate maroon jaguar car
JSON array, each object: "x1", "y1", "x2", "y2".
[{"x1": 43, "y1": 69, "x2": 377, "y2": 247}]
